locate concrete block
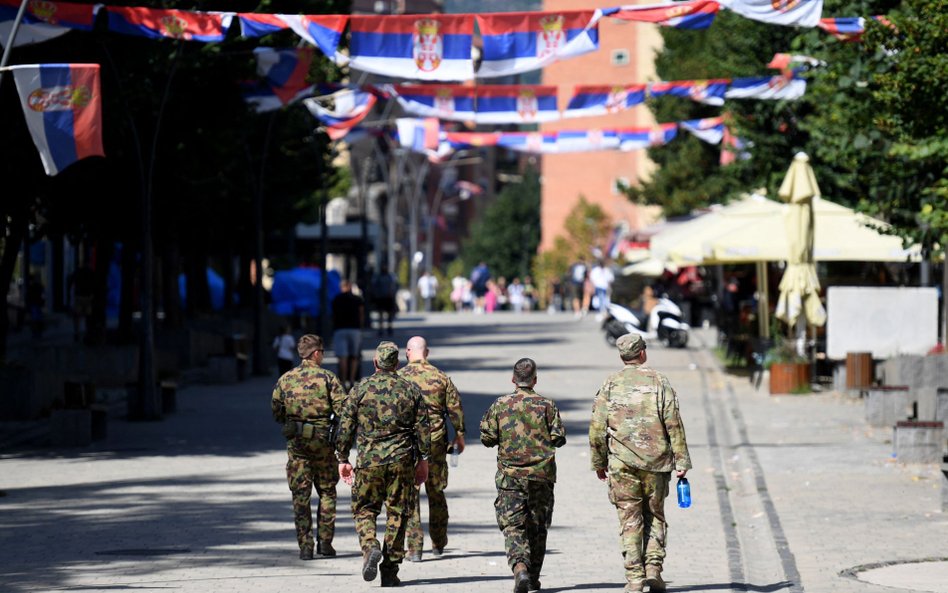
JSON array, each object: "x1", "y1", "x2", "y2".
[
  {"x1": 879, "y1": 356, "x2": 925, "y2": 389},
  {"x1": 893, "y1": 421, "x2": 945, "y2": 464},
  {"x1": 921, "y1": 355, "x2": 948, "y2": 390},
  {"x1": 207, "y1": 355, "x2": 238, "y2": 384},
  {"x1": 942, "y1": 456, "x2": 948, "y2": 513},
  {"x1": 865, "y1": 386, "x2": 911, "y2": 427},
  {"x1": 50, "y1": 409, "x2": 92, "y2": 447},
  {"x1": 916, "y1": 387, "x2": 948, "y2": 422}
]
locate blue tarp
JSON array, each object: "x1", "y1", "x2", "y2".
[
  {"x1": 179, "y1": 268, "x2": 227, "y2": 311},
  {"x1": 269, "y1": 267, "x2": 341, "y2": 316}
]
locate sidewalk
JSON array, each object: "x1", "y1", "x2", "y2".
[{"x1": 0, "y1": 313, "x2": 945, "y2": 593}]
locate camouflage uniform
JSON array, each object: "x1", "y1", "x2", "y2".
[
  {"x1": 480, "y1": 386, "x2": 566, "y2": 580},
  {"x1": 271, "y1": 359, "x2": 348, "y2": 555},
  {"x1": 399, "y1": 359, "x2": 465, "y2": 554},
  {"x1": 589, "y1": 342, "x2": 692, "y2": 589},
  {"x1": 335, "y1": 351, "x2": 431, "y2": 579}
]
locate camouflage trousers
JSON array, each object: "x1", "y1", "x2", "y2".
[
  {"x1": 286, "y1": 439, "x2": 339, "y2": 552},
  {"x1": 494, "y1": 473, "x2": 555, "y2": 576},
  {"x1": 607, "y1": 459, "x2": 670, "y2": 583},
  {"x1": 352, "y1": 459, "x2": 414, "y2": 573},
  {"x1": 407, "y1": 441, "x2": 449, "y2": 552}
]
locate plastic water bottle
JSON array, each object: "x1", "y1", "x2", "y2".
[
  {"x1": 449, "y1": 446, "x2": 459, "y2": 467},
  {"x1": 676, "y1": 477, "x2": 691, "y2": 508}
]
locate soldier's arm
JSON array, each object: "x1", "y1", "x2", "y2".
[
  {"x1": 334, "y1": 388, "x2": 358, "y2": 463},
  {"x1": 588, "y1": 385, "x2": 610, "y2": 470},
  {"x1": 661, "y1": 378, "x2": 693, "y2": 471},
  {"x1": 328, "y1": 371, "x2": 348, "y2": 416},
  {"x1": 479, "y1": 403, "x2": 498, "y2": 448},
  {"x1": 548, "y1": 401, "x2": 566, "y2": 448},
  {"x1": 271, "y1": 381, "x2": 286, "y2": 423},
  {"x1": 412, "y1": 384, "x2": 432, "y2": 459},
  {"x1": 444, "y1": 377, "x2": 465, "y2": 437}
]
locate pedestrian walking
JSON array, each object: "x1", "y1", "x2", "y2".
[
  {"x1": 590, "y1": 260, "x2": 615, "y2": 320},
  {"x1": 567, "y1": 258, "x2": 587, "y2": 317},
  {"x1": 371, "y1": 265, "x2": 399, "y2": 336},
  {"x1": 335, "y1": 342, "x2": 431, "y2": 587},
  {"x1": 399, "y1": 336, "x2": 465, "y2": 562},
  {"x1": 272, "y1": 325, "x2": 297, "y2": 376},
  {"x1": 271, "y1": 334, "x2": 348, "y2": 560},
  {"x1": 588, "y1": 333, "x2": 692, "y2": 592},
  {"x1": 417, "y1": 271, "x2": 439, "y2": 312},
  {"x1": 332, "y1": 280, "x2": 365, "y2": 391},
  {"x1": 480, "y1": 358, "x2": 566, "y2": 593}
]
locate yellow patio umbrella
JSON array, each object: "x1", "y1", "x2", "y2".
[{"x1": 775, "y1": 152, "x2": 826, "y2": 328}]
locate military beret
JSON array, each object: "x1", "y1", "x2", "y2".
[
  {"x1": 297, "y1": 334, "x2": 323, "y2": 359},
  {"x1": 617, "y1": 333, "x2": 646, "y2": 358},
  {"x1": 376, "y1": 341, "x2": 399, "y2": 369}
]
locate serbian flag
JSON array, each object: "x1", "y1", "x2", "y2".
[
  {"x1": 767, "y1": 53, "x2": 824, "y2": 69},
  {"x1": 391, "y1": 84, "x2": 476, "y2": 122},
  {"x1": 473, "y1": 85, "x2": 559, "y2": 124},
  {"x1": 444, "y1": 131, "x2": 501, "y2": 149},
  {"x1": 716, "y1": 0, "x2": 823, "y2": 28},
  {"x1": 680, "y1": 116, "x2": 725, "y2": 144},
  {"x1": 497, "y1": 131, "x2": 558, "y2": 154},
  {"x1": 304, "y1": 88, "x2": 377, "y2": 141},
  {"x1": 243, "y1": 47, "x2": 315, "y2": 112},
  {"x1": 649, "y1": 79, "x2": 729, "y2": 106},
  {"x1": 237, "y1": 13, "x2": 288, "y2": 38},
  {"x1": 106, "y1": 6, "x2": 234, "y2": 42},
  {"x1": 564, "y1": 84, "x2": 646, "y2": 118},
  {"x1": 9, "y1": 64, "x2": 104, "y2": 176},
  {"x1": 278, "y1": 15, "x2": 348, "y2": 62},
  {"x1": 0, "y1": 0, "x2": 98, "y2": 47},
  {"x1": 817, "y1": 16, "x2": 892, "y2": 41},
  {"x1": 725, "y1": 73, "x2": 806, "y2": 100},
  {"x1": 349, "y1": 15, "x2": 474, "y2": 81},
  {"x1": 476, "y1": 11, "x2": 599, "y2": 78},
  {"x1": 554, "y1": 129, "x2": 621, "y2": 153},
  {"x1": 618, "y1": 124, "x2": 677, "y2": 151},
  {"x1": 598, "y1": 0, "x2": 720, "y2": 29}
]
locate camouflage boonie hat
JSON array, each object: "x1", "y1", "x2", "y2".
[
  {"x1": 616, "y1": 333, "x2": 646, "y2": 358},
  {"x1": 297, "y1": 334, "x2": 323, "y2": 359},
  {"x1": 376, "y1": 341, "x2": 399, "y2": 369}
]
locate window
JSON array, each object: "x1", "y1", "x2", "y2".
[{"x1": 611, "y1": 49, "x2": 630, "y2": 67}]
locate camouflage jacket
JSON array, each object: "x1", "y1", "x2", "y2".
[
  {"x1": 399, "y1": 360, "x2": 465, "y2": 445},
  {"x1": 271, "y1": 360, "x2": 347, "y2": 428},
  {"x1": 589, "y1": 363, "x2": 692, "y2": 473},
  {"x1": 335, "y1": 370, "x2": 431, "y2": 468},
  {"x1": 479, "y1": 387, "x2": 566, "y2": 483}
]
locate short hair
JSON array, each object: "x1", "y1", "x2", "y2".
[
  {"x1": 297, "y1": 334, "x2": 323, "y2": 359},
  {"x1": 512, "y1": 358, "x2": 537, "y2": 386}
]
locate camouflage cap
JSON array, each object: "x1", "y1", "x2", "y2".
[
  {"x1": 297, "y1": 334, "x2": 323, "y2": 359},
  {"x1": 616, "y1": 333, "x2": 646, "y2": 358},
  {"x1": 376, "y1": 341, "x2": 399, "y2": 369}
]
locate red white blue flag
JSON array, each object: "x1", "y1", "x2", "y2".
[
  {"x1": 0, "y1": 0, "x2": 98, "y2": 48},
  {"x1": 817, "y1": 16, "x2": 889, "y2": 41},
  {"x1": 9, "y1": 63, "x2": 104, "y2": 175},
  {"x1": 564, "y1": 84, "x2": 646, "y2": 118},
  {"x1": 106, "y1": 6, "x2": 234, "y2": 42},
  {"x1": 716, "y1": 0, "x2": 823, "y2": 28},
  {"x1": 598, "y1": 1, "x2": 720, "y2": 29},
  {"x1": 476, "y1": 11, "x2": 599, "y2": 78},
  {"x1": 473, "y1": 85, "x2": 559, "y2": 124},
  {"x1": 243, "y1": 48, "x2": 315, "y2": 112},
  {"x1": 725, "y1": 73, "x2": 806, "y2": 100},
  {"x1": 390, "y1": 84, "x2": 476, "y2": 122},
  {"x1": 444, "y1": 131, "x2": 502, "y2": 149},
  {"x1": 349, "y1": 15, "x2": 474, "y2": 81},
  {"x1": 553, "y1": 129, "x2": 621, "y2": 152},
  {"x1": 767, "y1": 53, "x2": 824, "y2": 69},
  {"x1": 305, "y1": 88, "x2": 377, "y2": 141},
  {"x1": 649, "y1": 79, "x2": 729, "y2": 106},
  {"x1": 618, "y1": 124, "x2": 678, "y2": 151},
  {"x1": 497, "y1": 131, "x2": 559, "y2": 154},
  {"x1": 680, "y1": 116, "x2": 725, "y2": 144},
  {"x1": 237, "y1": 13, "x2": 289, "y2": 38},
  {"x1": 277, "y1": 15, "x2": 348, "y2": 62}
]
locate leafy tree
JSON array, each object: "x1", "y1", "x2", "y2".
[{"x1": 461, "y1": 167, "x2": 541, "y2": 280}]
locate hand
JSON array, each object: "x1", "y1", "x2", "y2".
[
  {"x1": 452, "y1": 434, "x2": 466, "y2": 454},
  {"x1": 339, "y1": 463, "x2": 354, "y2": 486},
  {"x1": 676, "y1": 469, "x2": 688, "y2": 479},
  {"x1": 596, "y1": 469, "x2": 608, "y2": 482},
  {"x1": 415, "y1": 460, "x2": 429, "y2": 486}
]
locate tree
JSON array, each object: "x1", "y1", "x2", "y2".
[{"x1": 461, "y1": 167, "x2": 541, "y2": 281}]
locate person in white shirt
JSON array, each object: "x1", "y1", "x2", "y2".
[
  {"x1": 418, "y1": 271, "x2": 439, "y2": 312},
  {"x1": 507, "y1": 278, "x2": 526, "y2": 313},
  {"x1": 273, "y1": 325, "x2": 297, "y2": 375},
  {"x1": 589, "y1": 262, "x2": 615, "y2": 319}
]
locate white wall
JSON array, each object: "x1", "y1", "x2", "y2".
[{"x1": 826, "y1": 287, "x2": 939, "y2": 359}]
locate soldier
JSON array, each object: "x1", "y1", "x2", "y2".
[
  {"x1": 588, "y1": 333, "x2": 692, "y2": 593},
  {"x1": 480, "y1": 358, "x2": 566, "y2": 593},
  {"x1": 399, "y1": 335, "x2": 465, "y2": 562},
  {"x1": 271, "y1": 334, "x2": 347, "y2": 560},
  {"x1": 336, "y1": 341, "x2": 431, "y2": 587}
]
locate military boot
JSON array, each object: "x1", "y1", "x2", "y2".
[
  {"x1": 380, "y1": 570, "x2": 401, "y2": 588},
  {"x1": 513, "y1": 562, "x2": 530, "y2": 593},
  {"x1": 362, "y1": 546, "x2": 382, "y2": 582},
  {"x1": 528, "y1": 573, "x2": 541, "y2": 592},
  {"x1": 645, "y1": 566, "x2": 666, "y2": 592},
  {"x1": 431, "y1": 546, "x2": 444, "y2": 557},
  {"x1": 317, "y1": 541, "x2": 336, "y2": 557},
  {"x1": 624, "y1": 579, "x2": 644, "y2": 593},
  {"x1": 298, "y1": 546, "x2": 314, "y2": 561}
]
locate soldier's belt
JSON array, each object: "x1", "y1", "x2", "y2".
[{"x1": 291, "y1": 420, "x2": 331, "y2": 440}]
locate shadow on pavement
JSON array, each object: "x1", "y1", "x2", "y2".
[{"x1": 670, "y1": 581, "x2": 794, "y2": 592}]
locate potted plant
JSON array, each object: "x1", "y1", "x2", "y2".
[{"x1": 764, "y1": 338, "x2": 810, "y2": 394}]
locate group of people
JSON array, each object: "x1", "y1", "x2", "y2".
[
  {"x1": 270, "y1": 329, "x2": 692, "y2": 593},
  {"x1": 566, "y1": 258, "x2": 616, "y2": 320},
  {"x1": 448, "y1": 262, "x2": 538, "y2": 314}
]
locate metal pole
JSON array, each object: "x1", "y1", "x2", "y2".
[
  {"x1": 408, "y1": 158, "x2": 428, "y2": 312},
  {"x1": 0, "y1": 0, "x2": 29, "y2": 89},
  {"x1": 757, "y1": 261, "x2": 770, "y2": 338}
]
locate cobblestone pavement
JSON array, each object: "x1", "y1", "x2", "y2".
[{"x1": 1, "y1": 313, "x2": 946, "y2": 593}]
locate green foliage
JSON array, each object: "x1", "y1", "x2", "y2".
[{"x1": 460, "y1": 167, "x2": 541, "y2": 280}]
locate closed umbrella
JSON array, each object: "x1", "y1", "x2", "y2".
[{"x1": 775, "y1": 152, "x2": 826, "y2": 329}]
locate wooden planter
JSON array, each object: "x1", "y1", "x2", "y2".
[{"x1": 769, "y1": 362, "x2": 810, "y2": 394}]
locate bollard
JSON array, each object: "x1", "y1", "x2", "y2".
[
  {"x1": 865, "y1": 386, "x2": 911, "y2": 427},
  {"x1": 893, "y1": 421, "x2": 945, "y2": 464}
]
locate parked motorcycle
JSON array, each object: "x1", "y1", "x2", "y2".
[{"x1": 602, "y1": 298, "x2": 690, "y2": 349}]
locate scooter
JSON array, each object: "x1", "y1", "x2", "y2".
[{"x1": 602, "y1": 298, "x2": 690, "y2": 349}]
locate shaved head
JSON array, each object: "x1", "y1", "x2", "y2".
[{"x1": 406, "y1": 336, "x2": 428, "y2": 362}]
